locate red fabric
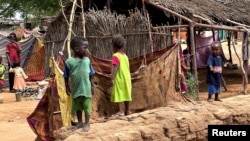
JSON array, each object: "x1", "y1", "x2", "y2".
[
  {"x1": 112, "y1": 56, "x2": 119, "y2": 65},
  {"x1": 6, "y1": 42, "x2": 21, "y2": 63},
  {"x1": 0, "y1": 79, "x2": 3, "y2": 85},
  {"x1": 112, "y1": 52, "x2": 125, "y2": 65}
]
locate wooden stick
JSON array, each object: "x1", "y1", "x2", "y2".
[
  {"x1": 80, "y1": 0, "x2": 86, "y2": 38},
  {"x1": 192, "y1": 14, "x2": 213, "y2": 24},
  {"x1": 177, "y1": 18, "x2": 181, "y2": 93},
  {"x1": 152, "y1": 25, "x2": 189, "y2": 29},
  {"x1": 221, "y1": 76, "x2": 228, "y2": 91},
  {"x1": 189, "y1": 23, "x2": 199, "y2": 100},
  {"x1": 226, "y1": 19, "x2": 250, "y2": 28},
  {"x1": 66, "y1": 0, "x2": 77, "y2": 57},
  {"x1": 59, "y1": 0, "x2": 76, "y2": 36},
  {"x1": 232, "y1": 39, "x2": 248, "y2": 94}
]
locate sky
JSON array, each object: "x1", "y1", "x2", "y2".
[{"x1": 15, "y1": 12, "x2": 22, "y2": 20}]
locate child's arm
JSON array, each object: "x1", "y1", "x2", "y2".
[
  {"x1": 89, "y1": 63, "x2": 95, "y2": 95},
  {"x1": 111, "y1": 55, "x2": 119, "y2": 84},
  {"x1": 6, "y1": 45, "x2": 13, "y2": 66},
  {"x1": 63, "y1": 64, "x2": 70, "y2": 95},
  {"x1": 209, "y1": 65, "x2": 214, "y2": 71},
  {"x1": 9, "y1": 67, "x2": 14, "y2": 73},
  {"x1": 22, "y1": 70, "x2": 28, "y2": 79},
  {"x1": 111, "y1": 65, "x2": 119, "y2": 84},
  {"x1": 207, "y1": 56, "x2": 215, "y2": 73}
]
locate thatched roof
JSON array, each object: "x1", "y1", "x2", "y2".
[
  {"x1": 52, "y1": 0, "x2": 250, "y2": 26},
  {"x1": 157, "y1": 0, "x2": 250, "y2": 25}
]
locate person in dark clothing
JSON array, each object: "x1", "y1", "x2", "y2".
[
  {"x1": 206, "y1": 41, "x2": 223, "y2": 102},
  {"x1": 6, "y1": 33, "x2": 22, "y2": 92}
]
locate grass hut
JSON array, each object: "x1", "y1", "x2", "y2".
[{"x1": 44, "y1": 0, "x2": 250, "y2": 117}]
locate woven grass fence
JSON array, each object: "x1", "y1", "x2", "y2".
[
  {"x1": 85, "y1": 8, "x2": 172, "y2": 59},
  {"x1": 45, "y1": 8, "x2": 173, "y2": 75}
]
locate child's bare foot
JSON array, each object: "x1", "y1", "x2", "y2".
[
  {"x1": 207, "y1": 99, "x2": 213, "y2": 102},
  {"x1": 83, "y1": 123, "x2": 90, "y2": 132},
  {"x1": 215, "y1": 99, "x2": 223, "y2": 102},
  {"x1": 125, "y1": 111, "x2": 132, "y2": 116},
  {"x1": 71, "y1": 122, "x2": 83, "y2": 131},
  {"x1": 111, "y1": 112, "x2": 124, "y2": 117}
]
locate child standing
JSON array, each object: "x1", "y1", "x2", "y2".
[
  {"x1": 0, "y1": 56, "x2": 6, "y2": 93},
  {"x1": 6, "y1": 32, "x2": 22, "y2": 92},
  {"x1": 207, "y1": 41, "x2": 223, "y2": 102},
  {"x1": 110, "y1": 34, "x2": 132, "y2": 116},
  {"x1": 64, "y1": 36, "x2": 95, "y2": 132},
  {"x1": 9, "y1": 62, "x2": 28, "y2": 92}
]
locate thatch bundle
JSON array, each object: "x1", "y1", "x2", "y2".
[
  {"x1": 85, "y1": 8, "x2": 172, "y2": 59},
  {"x1": 157, "y1": 0, "x2": 250, "y2": 25}
]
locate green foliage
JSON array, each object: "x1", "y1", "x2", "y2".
[
  {"x1": 0, "y1": 0, "x2": 68, "y2": 25},
  {"x1": 186, "y1": 72, "x2": 199, "y2": 101}
]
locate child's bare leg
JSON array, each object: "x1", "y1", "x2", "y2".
[
  {"x1": 76, "y1": 110, "x2": 83, "y2": 128},
  {"x1": 124, "y1": 101, "x2": 131, "y2": 115},
  {"x1": 83, "y1": 114, "x2": 90, "y2": 132},
  {"x1": 215, "y1": 93, "x2": 222, "y2": 102},
  {"x1": 118, "y1": 103, "x2": 124, "y2": 113},
  {"x1": 180, "y1": 73, "x2": 188, "y2": 93},
  {"x1": 111, "y1": 103, "x2": 124, "y2": 117},
  {"x1": 207, "y1": 94, "x2": 213, "y2": 102}
]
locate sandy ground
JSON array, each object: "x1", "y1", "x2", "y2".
[
  {"x1": 0, "y1": 41, "x2": 247, "y2": 141},
  {"x1": 0, "y1": 90, "x2": 38, "y2": 141}
]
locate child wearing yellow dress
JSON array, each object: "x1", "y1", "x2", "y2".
[{"x1": 110, "y1": 34, "x2": 132, "y2": 116}]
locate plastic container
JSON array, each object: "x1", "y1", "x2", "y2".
[{"x1": 16, "y1": 94, "x2": 21, "y2": 102}]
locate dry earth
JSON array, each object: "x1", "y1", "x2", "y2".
[{"x1": 0, "y1": 42, "x2": 249, "y2": 141}]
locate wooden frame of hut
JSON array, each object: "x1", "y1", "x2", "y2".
[{"x1": 44, "y1": 0, "x2": 250, "y2": 115}]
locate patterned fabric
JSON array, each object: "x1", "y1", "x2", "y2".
[
  {"x1": 90, "y1": 43, "x2": 183, "y2": 116},
  {"x1": 0, "y1": 64, "x2": 6, "y2": 80},
  {"x1": 195, "y1": 32, "x2": 226, "y2": 68},
  {"x1": 27, "y1": 81, "x2": 63, "y2": 141}
]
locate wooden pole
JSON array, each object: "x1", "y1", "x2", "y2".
[
  {"x1": 80, "y1": 0, "x2": 86, "y2": 38},
  {"x1": 242, "y1": 32, "x2": 249, "y2": 95},
  {"x1": 194, "y1": 23, "x2": 245, "y2": 32},
  {"x1": 145, "y1": 0, "x2": 193, "y2": 23},
  {"x1": 152, "y1": 25, "x2": 189, "y2": 30},
  {"x1": 227, "y1": 32, "x2": 233, "y2": 64},
  {"x1": 232, "y1": 39, "x2": 248, "y2": 94},
  {"x1": 66, "y1": 0, "x2": 77, "y2": 57},
  {"x1": 189, "y1": 22, "x2": 199, "y2": 100},
  {"x1": 226, "y1": 19, "x2": 250, "y2": 28},
  {"x1": 178, "y1": 18, "x2": 181, "y2": 93}
]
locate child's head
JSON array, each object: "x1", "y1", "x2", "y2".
[
  {"x1": 7, "y1": 32, "x2": 18, "y2": 42},
  {"x1": 70, "y1": 36, "x2": 89, "y2": 58},
  {"x1": 0, "y1": 56, "x2": 2, "y2": 63},
  {"x1": 111, "y1": 34, "x2": 126, "y2": 51},
  {"x1": 211, "y1": 41, "x2": 221, "y2": 56}
]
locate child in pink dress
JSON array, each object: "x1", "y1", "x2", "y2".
[{"x1": 9, "y1": 62, "x2": 28, "y2": 92}]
